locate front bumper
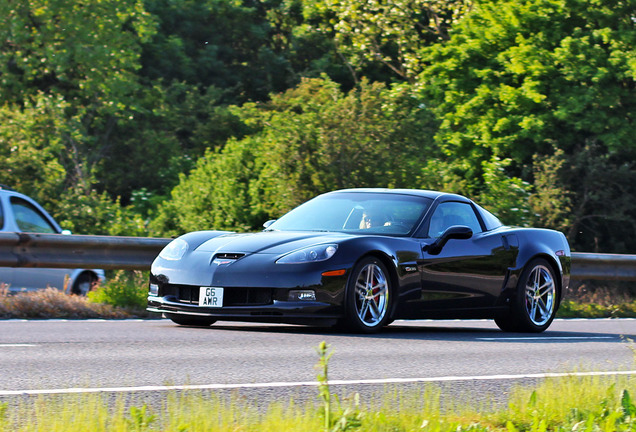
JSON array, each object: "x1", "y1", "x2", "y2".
[{"x1": 147, "y1": 281, "x2": 343, "y2": 325}]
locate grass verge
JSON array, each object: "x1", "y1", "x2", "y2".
[
  {"x1": 0, "y1": 287, "x2": 136, "y2": 319},
  {"x1": 557, "y1": 299, "x2": 636, "y2": 318},
  {"x1": 559, "y1": 281, "x2": 636, "y2": 318},
  {"x1": 0, "y1": 271, "x2": 152, "y2": 319},
  {"x1": 0, "y1": 366, "x2": 634, "y2": 430}
]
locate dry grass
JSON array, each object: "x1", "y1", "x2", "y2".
[
  {"x1": 558, "y1": 280, "x2": 636, "y2": 318},
  {"x1": 567, "y1": 280, "x2": 636, "y2": 305},
  {"x1": 0, "y1": 285, "x2": 139, "y2": 319}
]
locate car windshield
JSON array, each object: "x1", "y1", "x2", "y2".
[{"x1": 267, "y1": 192, "x2": 432, "y2": 236}]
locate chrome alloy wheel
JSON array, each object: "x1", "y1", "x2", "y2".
[
  {"x1": 354, "y1": 263, "x2": 389, "y2": 327},
  {"x1": 524, "y1": 264, "x2": 556, "y2": 326}
]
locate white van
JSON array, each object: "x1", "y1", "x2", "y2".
[{"x1": 0, "y1": 186, "x2": 105, "y2": 294}]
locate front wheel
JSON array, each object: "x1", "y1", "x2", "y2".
[
  {"x1": 340, "y1": 257, "x2": 392, "y2": 333},
  {"x1": 164, "y1": 313, "x2": 216, "y2": 327},
  {"x1": 495, "y1": 258, "x2": 558, "y2": 333}
]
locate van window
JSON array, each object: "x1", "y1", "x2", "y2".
[{"x1": 10, "y1": 197, "x2": 57, "y2": 233}]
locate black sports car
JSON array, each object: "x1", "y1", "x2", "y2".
[{"x1": 148, "y1": 189, "x2": 571, "y2": 333}]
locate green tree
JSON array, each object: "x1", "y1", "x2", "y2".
[
  {"x1": 417, "y1": 0, "x2": 636, "y2": 248},
  {"x1": 560, "y1": 142, "x2": 636, "y2": 252},
  {"x1": 245, "y1": 78, "x2": 437, "y2": 216},
  {"x1": 420, "y1": 0, "x2": 636, "y2": 166},
  {"x1": 140, "y1": 0, "x2": 341, "y2": 103},
  {"x1": 92, "y1": 82, "x2": 247, "y2": 204},
  {"x1": 0, "y1": 95, "x2": 67, "y2": 205},
  {"x1": 528, "y1": 149, "x2": 571, "y2": 232},
  {"x1": 0, "y1": 0, "x2": 155, "y2": 105},
  {"x1": 0, "y1": 0, "x2": 157, "y2": 233},
  {"x1": 305, "y1": 0, "x2": 472, "y2": 81},
  {"x1": 150, "y1": 77, "x2": 437, "y2": 235}
]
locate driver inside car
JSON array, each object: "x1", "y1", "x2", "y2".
[{"x1": 359, "y1": 209, "x2": 391, "y2": 229}]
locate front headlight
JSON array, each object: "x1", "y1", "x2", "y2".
[
  {"x1": 276, "y1": 244, "x2": 338, "y2": 264},
  {"x1": 159, "y1": 238, "x2": 189, "y2": 261}
]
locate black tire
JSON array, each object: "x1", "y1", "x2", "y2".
[
  {"x1": 164, "y1": 313, "x2": 216, "y2": 327},
  {"x1": 71, "y1": 272, "x2": 97, "y2": 296},
  {"x1": 340, "y1": 256, "x2": 393, "y2": 333},
  {"x1": 495, "y1": 258, "x2": 558, "y2": 333}
]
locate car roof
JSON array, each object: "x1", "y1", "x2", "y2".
[
  {"x1": 327, "y1": 188, "x2": 468, "y2": 202},
  {"x1": 0, "y1": 187, "x2": 34, "y2": 200}
]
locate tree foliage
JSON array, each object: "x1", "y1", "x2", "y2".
[
  {"x1": 305, "y1": 0, "x2": 472, "y2": 80},
  {"x1": 150, "y1": 77, "x2": 437, "y2": 234},
  {"x1": 1, "y1": 0, "x2": 635, "y2": 253},
  {"x1": 141, "y1": 0, "x2": 289, "y2": 103},
  {"x1": 0, "y1": 0, "x2": 155, "y2": 105},
  {"x1": 420, "y1": 0, "x2": 636, "y2": 165},
  {"x1": 0, "y1": 95, "x2": 67, "y2": 204},
  {"x1": 416, "y1": 0, "x2": 636, "y2": 249},
  {"x1": 0, "y1": 0, "x2": 157, "y2": 232}
]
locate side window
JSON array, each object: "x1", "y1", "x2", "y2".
[
  {"x1": 476, "y1": 204, "x2": 503, "y2": 230},
  {"x1": 427, "y1": 202, "x2": 483, "y2": 238},
  {"x1": 0, "y1": 200, "x2": 4, "y2": 230},
  {"x1": 10, "y1": 197, "x2": 57, "y2": 233}
]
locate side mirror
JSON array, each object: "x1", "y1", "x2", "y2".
[
  {"x1": 424, "y1": 225, "x2": 473, "y2": 255},
  {"x1": 263, "y1": 220, "x2": 276, "y2": 229},
  {"x1": 61, "y1": 229, "x2": 72, "y2": 235}
]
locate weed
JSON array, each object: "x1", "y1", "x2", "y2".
[
  {"x1": 315, "y1": 341, "x2": 363, "y2": 432},
  {"x1": 316, "y1": 340, "x2": 333, "y2": 430},
  {"x1": 126, "y1": 405, "x2": 156, "y2": 431},
  {"x1": 87, "y1": 270, "x2": 149, "y2": 311}
]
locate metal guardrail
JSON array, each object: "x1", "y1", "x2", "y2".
[
  {"x1": 570, "y1": 252, "x2": 636, "y2": 281},
  {"x1": 0, "y1": 232, "x2": 170, "y2": 271},
  {"x1": 0, "y1": 232, "x2": 635, "y2": 280}
]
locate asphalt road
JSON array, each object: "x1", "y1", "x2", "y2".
[{"x1": 1, "y1": 318, "x2": 634, "y2": 405}]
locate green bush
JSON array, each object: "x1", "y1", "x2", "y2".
[{"x1": 87, "y1": 271, "x2": 149, "y2": 311}]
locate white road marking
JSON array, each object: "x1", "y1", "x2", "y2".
[
  {"x1": 1, "y1": 370, "x2": 634, "y2": 397},
  {"x1": 477, "y1": 336, "x2": 617, "y2": 341},
  {"x1": 0, "y1": 344, "x2": 36, "y2": 347}
]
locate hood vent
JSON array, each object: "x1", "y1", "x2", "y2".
[{"x1": 212, "y1": 253, "x2": 245, "y2": 266}]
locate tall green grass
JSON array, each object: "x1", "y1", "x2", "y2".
[
  {"x1": 1, "y1": 375, "x2": 634, "y2": 431},
  {"x1": 1, "y1": 342, "x2": 634, "y2": 432}
]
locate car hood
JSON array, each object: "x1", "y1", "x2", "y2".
[{"x1": 195, "y1": 231, "x2": 351, "y2": 256}]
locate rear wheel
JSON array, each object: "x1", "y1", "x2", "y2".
[
  {"x1": 164, "y1": 313, "x2": 216, "y2": 327},
  {"x1": 341, "y1": 257, "x2": 392, "y2": 333},
  {"x1": 495, "y1": 258, "x2": 558, "y2": 333}
]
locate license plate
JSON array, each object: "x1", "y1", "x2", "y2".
[{"x1": 199, "y1": 287, "x2": 224, "y2": 307}]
